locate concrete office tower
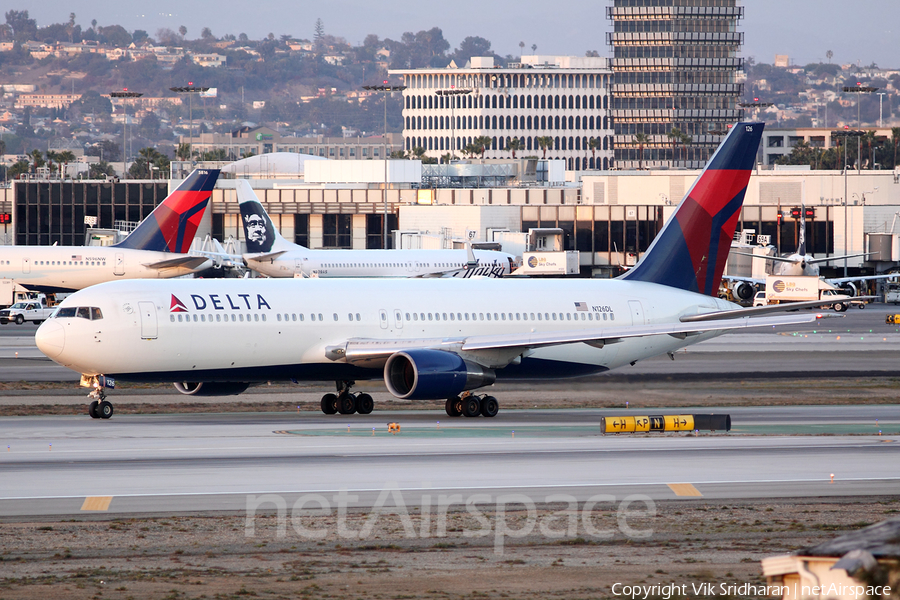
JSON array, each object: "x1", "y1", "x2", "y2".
[
  {"x1": 608, "y1": 0, "x2": 744, "y2": 169},
  {"x1": 392, "y1": 56, "x2": 614, "y2": 171}
]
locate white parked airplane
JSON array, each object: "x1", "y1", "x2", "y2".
[
  {"x1": 725, "y1": 204, "x2": 888, "y2": 300},
  {"x1": 237, "y1": 180, "x2": 516, "y2": 279},
  {"x1": 36, "y1": 123, "x2": 827, "y2": 420},
  {"x1": 0, "y1": 169, "x2": 220, "y2": 293}
]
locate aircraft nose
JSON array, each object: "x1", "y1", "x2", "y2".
[{"x1": 35, "y1": 320, "x2": 65, "y2": 359}]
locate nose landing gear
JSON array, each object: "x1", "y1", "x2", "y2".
[{"x1": 87, "y1": 385, "x2": 114, "y2": 420}]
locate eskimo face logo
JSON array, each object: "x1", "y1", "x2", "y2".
[
  {"x1": 170, "y1": 295, "x2": 189, "y2": 312},
  {"x1": 772, "y1": 280, "x2": 786, "y2": 293}
]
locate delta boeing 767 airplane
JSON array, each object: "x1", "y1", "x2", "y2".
[{"x1": 36, "y1": 123, "x2": 828, "y2": 419}]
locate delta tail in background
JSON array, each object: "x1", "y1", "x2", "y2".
[
  {"x1": 0, "y1": 169, "x2": 220, "y2": 293},
  {"x1": 236, "y1": 180, "x2": 516, "y2": 279},
  {"x1": 37, "y1": 122, "x2": 829, "y2": 420}
]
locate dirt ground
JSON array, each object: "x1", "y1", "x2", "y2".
[{"x1": 1, "y1": 498, "x2": 899, "y2": 600}]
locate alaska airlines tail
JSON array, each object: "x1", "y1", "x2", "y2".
[
  {"x1": 622, "y1": 122, "x2": 764, "y2": 296},
  {"x1": 115, "y1": 169, "x2": 220, "y2": 253},
  {"x1": 236, "y1": 179, "x2": 296, "y2": 254}
]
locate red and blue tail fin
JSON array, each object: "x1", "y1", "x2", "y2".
[
  {"x1": 114, "y1": 169, "x2": 219, "y2": 253},
  {"x1": 621, "y1": 122, "x2": 764, "y2": 295}
]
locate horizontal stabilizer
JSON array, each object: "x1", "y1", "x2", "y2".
[
  {"x1": 144, "y1": 256, "x2": 212, "y2": 270},
  {"x1": 244, "y1": 250, "x2": 289, "y2": 262},
  {"x1": 679, "y1": 298, "x2": 875, "y2": 322}
]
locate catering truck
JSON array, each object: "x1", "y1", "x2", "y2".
[{"x1": 752, "y1": 275, "x2": 858, "y2": 312}]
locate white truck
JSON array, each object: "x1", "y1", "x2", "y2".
[
  {"x1": 752, "y1": 275, "x2": 858, "y2": 312},
  {"x1": 0, "y1": 296, "x2": 55, "y2": 325}
]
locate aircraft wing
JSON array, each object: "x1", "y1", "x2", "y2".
[
  {"x1": 827, "y1": 274, "x2": 895, "y2": 285},
  {"x1": 244, "y1": 251, "x2": 289, "y2": 262},
  {"x1": 731, "y1": 251, "x2": 794, "y2": 264},
  {"x1": 143, "y1": 256, "x2": 212, "y2": 270},
  {"x1": 806, "y1": 252, "x2": 872, "y2": 265},
  {"x1": 326, "y1": 312, "x2": 826, "y2": 368}
]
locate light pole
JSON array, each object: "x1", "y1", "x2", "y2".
[
  {"x1": 843, "y1": 85, "x2": 878, "y2": 174},
  {"x1": 878, "y1": 92, "x2": 887, "y2": 128},
  {"x1": 170, "y1": 84, "x2": 210, "y2": 168},
  {"x1": 436, "y1": 87, "x2": 473, "y2": 159},
  {"x1": 109, "y1": 90, "x2": 142, "y2": 179},
  {"x1": 833, "y1": 128, "x2": 865, "y2": 277},
  {"x1": 362, "y1": 82, "x2": 407, "y2": 249}
]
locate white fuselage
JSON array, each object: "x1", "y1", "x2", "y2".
[
  {"x1": 37, "y1": 277, "x2": 731, "y2": 383},
  {"x1": 773, "y1": 255, "x2": 819, "y2": 277},
  {"x1": 0, "y1": 246, "x2": 207, "y2": 292},
  {"x1": 246, "y1": 248, "x2": 514, "y2": 279}
]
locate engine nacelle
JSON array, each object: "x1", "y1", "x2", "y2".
[
  {"x1": 840, "y1": 282, "x2": 859, "y2": 297},
  {"x1": 173, "y1": 381, "x2": 251, "y2": 396},
  {"x1": 384, "y1": 350, "x2": 495, "y2": 400},
  {"x1": 732, "y1": 281, "x2": 757, "y2": 301}
]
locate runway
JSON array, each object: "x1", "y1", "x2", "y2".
[{"x1": 2, "y1": 408, "x2": 898, "y2": 518}]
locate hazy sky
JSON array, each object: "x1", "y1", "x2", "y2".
[{"x1": 12, "y1": 0, "x2": 900, "y2": 68}]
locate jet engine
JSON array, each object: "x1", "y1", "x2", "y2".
[
  {"x1": 384, "y1": 350, "x2": 495, "y2": 400},
  {"x1": 839, "y1": 282, "x2": 859, "y2": 297},
  {"x1": 173, "y1": 382, "x2": 251, "y2": 396},
  {"x1": 732, "y1": 281, "x2": 757, "y2": 301}
]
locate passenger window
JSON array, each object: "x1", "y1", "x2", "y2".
[
  {"x1": 201, "y1": 314, "x2": 206, "y2": 322},
  {"x1": 193, "y1": 314, "x2": 198, "y2": 322},
  {"x1": 465, "y1": 313, "x2": 469, "y2": 320},
  {"x1": 516, "y1": 313, "x2": 520, "y2": 320},
  {"x1": 170, "y1": 315, "x2": 175, "y2": 322},
  {"x1": 442, "y1": 313, "x2": 447, "y2": 320},
  {"x1": 318, "y1": 313, "x2": 323, "y2": 321},
  {"x1": 537, "y1": 313, "x2": 542, "y2": 321},
  {"x1": 530, "y1": 313, "x2": 535, "y2": 320},
  {"x1": 610, "y1": 313, "x2": 615, "y2": 321},
  {"x1": 239, "y1": 314, "x2": 244, "y2": 322},
  {"x1": 457, "y1": 313, "x2": 462, "y2": 321},
  {"x1": 333, "y1": 313, "x2": 338, "y2": 321},
  {"x1": 177, "y1": 314, "x2": 183, "y2": 322},
  {"x1": 450, "y1": 313, "x2": 455, "y2": 321},
  {"x1": 428, "y1": 313, "x2": 433, "y2": 321},
  {"x1": 486, "y1": 313, "x2": 491, "y2": 321},
  {"x1": 216, "y1": 314, "x2": 221, "y2": 322},
  {"x1": 356, "y1": 313, "x2": 361, "y2": 321},
  {"x1": 552, "y1": 313, "x2": 557, "y2": 320},
  {"x1": 262, "y1": 314, "x2": 266, "y2": 322},
  {"x1": 255, "y1": 314, "x2": 260, "y2": 322},
  {"x1": 277, "y1": 314, "x2": 282, "y2": 322},
  {"x1": 299, "y1": 314, "x2": 304, "y2": 321},
  {"x1": 405, "y1": 313, "x2": 410, "y2": 321},
  {"x1": 420, "y1": 313, "x2": 425, "y2": 321},
  {"x1": 348, "y1": 313, "x2": 354, "y2": 321},
  {"x1": 231, "y1": 314, "x2": 237, "y2": 322},
  {"x1": 501, "y1": 313, "x2": 506, "y2": 321},
  {"x1": 311, "y1": 314, "x2": 316, "y2": 322},
  {"x1": 413, "y1": 313, "x2": 418, "y2": 321},
  {"x1": 544, "y1": 313, "x2": 549, "y2": 320}
]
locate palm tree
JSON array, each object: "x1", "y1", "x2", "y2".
[
  {"x1": 30, "y1": 149, "x2": 45, "y2": 173},
  {"x1": 537, "y1": 136, "x2": 553, "y2": 159},
  {"x1": 45, "y1": 150, "x2": 60, "y2": 175},
  {"x1": 518, "y1": 41, "x2": 525, "y2": 56},
  {"x1": 633, "y1": 133, "x2": 649, "y2": 170},
  {"x1": 588, "y1": 137, "x2": 599, "y2": 162},
  {"x1": 861, "y1": 130, "x2": 876, "y2": 169},
  {"x1": 56, "y1": 150, "x2": 76, "y2": 178},
  {"x1": 176, "y1": 143, "x2": 192, "y2": 161},
  {"x1": 507, "y1": 137, "x2": 521, "y2": 159},
  {"x1": 440, "y1": 153, "x2": 453, "y2": 164},
  {"x1": 667, "y1": 128, "x2": 683, "y2": 165},
  {"x1": 892, "y1": 127, "x2": 900, "y2": 169},
  {"x1": 473, "y1": 135, "x2": 492, "y2": 159},
  {"x1": 679, "y1": 132, "x2": 692, "y2": 166},
  {"x1": 410, "y1": 147, "x2": 426, "y2": 161}
]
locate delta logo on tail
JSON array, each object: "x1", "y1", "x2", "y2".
[
  {"x1": 170, "y1": 295, "x2": 189, "y2": 312},
  {"x1": 623, "y1": 123, "x2": 764, "y2": 296},
  {"x1": 115, "y1": 169, "x2": 220, "y2": 254}
]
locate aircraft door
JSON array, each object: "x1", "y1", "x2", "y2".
[
  {"x1": 378, "y1": 309, "x2": 388, "y2": 329},
  {"x1": 22, "y1": 258, "x2": 30, "y2": 274},
  {"x1": 138, "y1": 301, "x2": 158, "y2": 339},
  {"x1": 393, "y1": 309, "x2": 403, "y2": 329},
  {"x1": 628, "y1": 300, "x2": 645, "y2": 326},
  {"x1": 295, "y1": 259, "x2": 304, "y2": 276},
  {"x1": 114, "y1": 253, "x2": 125, "y2": 276}
]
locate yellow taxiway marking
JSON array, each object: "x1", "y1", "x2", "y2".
[
  {"x1": 80, "y1": 496, "x2": 113, "y2": 511},
  {"x1": 667, "y1": 483, "x2": 703, "y2": 497}
]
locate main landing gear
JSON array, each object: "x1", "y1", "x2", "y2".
[
  {"x1": 87, "y1": 387, "x2": 114, "y2": 420},
  {"x1": 320, "y1": 380, "x2": 374, "y2": 416},
  {"x1": 445, "y1": 393, "x2": 499, "y2": 418}
]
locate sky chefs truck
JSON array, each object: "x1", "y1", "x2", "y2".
[{"x1": 753, "y1": 275, "x2": 857, "y2": 312}]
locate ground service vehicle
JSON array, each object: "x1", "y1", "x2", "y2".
[{"x1": 753, "y1": 275, "x2": 856, "y2": 311}]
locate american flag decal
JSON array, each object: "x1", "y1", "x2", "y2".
[{"x1": 575, "y1": 302, "x2": 588, "y2": 312}]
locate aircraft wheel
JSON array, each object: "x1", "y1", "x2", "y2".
[
  {"x1": 88, "y1": 401, "x2": 100, "y2": 419},
  {"x1": 858, "y1": 303, "x2": 866, "y2": 309},
  {"x1": 337, "y1": 393, "x2": 357, "y2": 415},
  {"x1": 14, "y1": 314, "x2": 24, "y2": 325},
  {"x1": 834, "y1": 303, "x2": 846, "y2": 312},
  {"x1": 321, "y1": 393, "x2": 338, "y2": 415},
  {"x1": 462, "y1": 396, "x2": 482, "y2": 418},
  {"x1": 356, "y1": 393, "x2": 374, "y2": 415},
  {"x1": 99, "y1": 401, "x2": 114, "y2": 419},
  {"x1": 480, "y1": 396, "x2": 499, "y2": 418},
  {"x1": 445, "y1": 397, "x2": 462, "y2": 417}
]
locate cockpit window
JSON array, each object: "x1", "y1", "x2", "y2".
[{"x1": 55, "y1": 306, "x2": 102, "y2": 320}]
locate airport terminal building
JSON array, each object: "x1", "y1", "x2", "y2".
[{"x1": 3, "y1": 163, "x2": 900, "y2": 279}]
